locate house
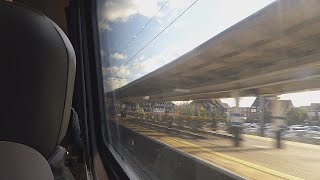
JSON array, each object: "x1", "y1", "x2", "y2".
[
  {"x1": 302, "y1": 103, "x2": 320, "y2": 120},
  {"x1": 190, "y1": 99, "x2": 229, "y2": 116},
  {"x1": 248, "y1": 97, "x2": 294, "y2": 120},
  {"x1": 229, "y1": 107, "x2": 251, "y2": 117},
  {"x1": 138, "y1": 101, "x2": 177, "y2": 113}
]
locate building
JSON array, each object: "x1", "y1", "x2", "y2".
[
  {"x1": 229, "y1": 107, "x2": 251, "y2": 117},
  {"x1": 138, "y1": 101, "x2": 177, "y2": 113},
  {"x1": 302, "y1": 103, "x2": 320, "y2": 120},
  {"x1": 190, "y1": 99, "x2": 229, "y2": 116},
  {"x1": 248, "y1": 97, "x2": 294, "y2": 120}
]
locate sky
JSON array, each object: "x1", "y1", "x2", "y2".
[
  {"x1": 219, "y1": 90, "x2": 320, "y2": 108},
  {"x1": 97, "y1": 0, "x2": 320, "y2": 107}
]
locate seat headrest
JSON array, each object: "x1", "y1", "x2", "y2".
[
  {"x1": 0, "y1": 141, "x2": 54, "y2": 180},
  {"x1": 0, "y1": 2, "x2": 76, "y2": 158}
]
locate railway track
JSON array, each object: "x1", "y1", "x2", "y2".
[{"x1": 124, "y1": 115, "x2": 242, "y2": 141}]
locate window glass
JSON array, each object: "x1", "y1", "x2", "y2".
[{"x1": 97, "y1": 0, "x2": 320, "y2": 179}]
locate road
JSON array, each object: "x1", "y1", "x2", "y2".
[{"x1": 114, "y1": 117, "x2": 320, "y2": 180}]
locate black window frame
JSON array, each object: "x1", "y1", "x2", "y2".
[{"x1": 66, "y1": 0, "x2": 132, "y2": 179}]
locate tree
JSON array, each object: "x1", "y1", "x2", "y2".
[
  {"x1": 264, "y1": 109, "x2": 273, "y2": 124},
  {"x1": 245, "y1": 118, "x2": 256, "y2": 123},
  {"x1": 199, "y1": 107, "x2": 206, "y2": 117},
  {"x1": 177, "y1": 103, "x2": 195, "y2": 116},
  {"x1": 286, "y1": 107, "x2": 307, "y2": 125}
]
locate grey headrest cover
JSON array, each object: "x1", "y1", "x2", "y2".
[{"x1": 0, "y1": 141, "x2": 54, "y2": 180}]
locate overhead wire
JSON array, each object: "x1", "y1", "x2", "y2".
[
  {"x1": 112, "y1": 0, "x2": 199, "y2": 78},
  {"x1": 115, "y1": 1, "x2": 169, "y2": 56}
]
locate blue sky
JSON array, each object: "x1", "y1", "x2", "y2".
[{"x1": 97, "y1": 0, "x2": 320, "y2": 107}]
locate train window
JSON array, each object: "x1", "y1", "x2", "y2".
[{"x1": 97, "y1": 0, "x2": 320, "y2": 179}]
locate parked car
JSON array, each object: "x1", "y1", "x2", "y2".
[
  {"x1": 307, "y1": 126, "x2": 320, "y2": 135},
  {"x1": 287, "y1": 125, "x2": 308, "y2": 135}
]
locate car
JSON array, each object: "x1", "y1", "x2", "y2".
[
  {"x1": 246, "y1": 126, "x2": 258, "y2": 133},
  {"x1": 287, "y1": 125, "x2": 308, "y2": 136},
  {"x1": 307, "y1": 126, "x2": 320, "y2": 135},
  {"x1": 203, "y1": 122, "x2": 219, "y2": 131},
  {"x1": 308, "y1": 126, "x2": 320, "y2": 131}
]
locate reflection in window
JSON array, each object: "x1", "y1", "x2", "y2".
[{"x1": 97, "y1": 0, "x2": 320, "y2": 179}]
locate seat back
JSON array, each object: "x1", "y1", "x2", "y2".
[{"x1": 0, "y1": 1, "x2": 76, "y2": 158}]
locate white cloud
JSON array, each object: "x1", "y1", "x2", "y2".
[
  {"x1": 173, "y1": 19, "x2": 185, "y2": 29},
  {"x1": 168, "y1": 0, "x2": 189, "y2": 9},
  {"x1": 104, "y1": 77, "x2": 128, "y2": 92},
  {"x1": 135, "y1": 0, "x2": 165, "y2": 17},
  {"x1": 98, "y1": 21, "x2": 112, "y2": 31},
  {"x1": 103, "y1": 66, "x2": 130, "y2": 77},
  {"x1": 111, "y1": 53, "x2": 126, "y2": 60},
  {"x1": 280, "y1": 90, "x2": 320, "y2": 107},
  {"x1": 133, "y1": 45, "x2": 188, "y2": 74},
  {"x1": 133, "y1": 57, "x2": 159, "y2": 72},
  {"x1": 102, "y1": 0, "x2": 165, "y2": 22},
  {"x1": 221, "y1": 97, "x2": 256, "y2": 107},
  {"x1": 161, "y1": 45, "x2": 187, "y2": 63},
  {"x1": 99, "y1": 0, "x2": 191, "y2": 32}
]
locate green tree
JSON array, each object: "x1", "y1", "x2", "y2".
[{"x1": 286, "y1": 107, "x2": 307, "y2": 125}]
